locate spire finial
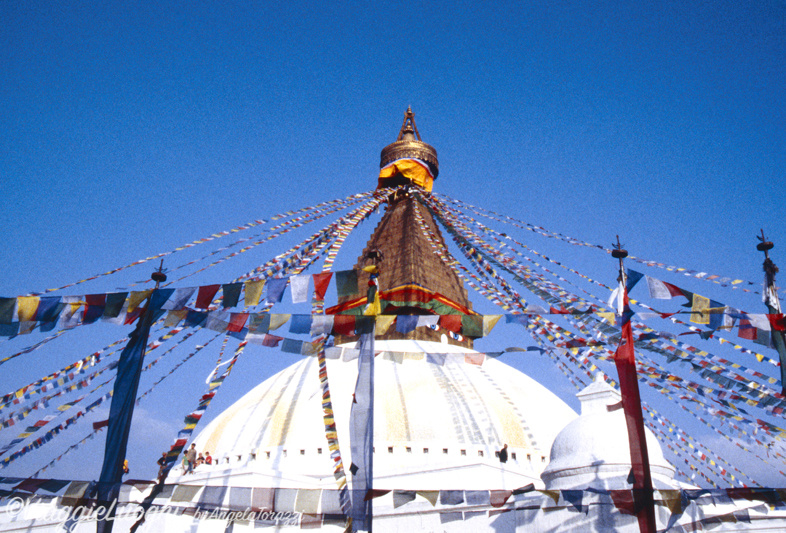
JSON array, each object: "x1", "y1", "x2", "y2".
[{"x1": 397, "y1": 107, "x2": 421, "y2": 141}]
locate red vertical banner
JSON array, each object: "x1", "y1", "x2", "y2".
[{"x1": 614, "y1": 288, "x2": 656, "y2": 533}]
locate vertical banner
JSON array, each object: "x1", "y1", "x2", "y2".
[
  {"x1": 95, "y1": 290, "x2": 161, "y2": 533},
  {"x1": 349, "y1": 326, "x2": 375, "y2": 531},
  {"x1": 614, "y1": 285, "x2": 656, "y2": 533}
]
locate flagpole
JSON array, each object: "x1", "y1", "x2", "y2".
[
  {"x1": 757, "y1": 231, "x2": 786, "y2": 394},
  {"x1": 611, "y1": 237, "x2": 657, "y2": 533}
]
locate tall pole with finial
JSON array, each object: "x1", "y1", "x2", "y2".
[
  {"x1": 757, "y1": 231, "x2": 786, "y2": 394},
  {"x1": 96, "y1": 263, "x2": 167, "y2": 533},
  {"x1": 611, "y1": 237, "x2": 656, "y2": 533}
]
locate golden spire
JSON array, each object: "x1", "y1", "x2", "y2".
[{"x1": 379, "y1": 107, "x2": 439, "y2": 180}]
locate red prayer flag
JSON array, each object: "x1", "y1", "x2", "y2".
[
  {"x1": 768, "y1": 313, "x2": 786, "y2": 332},
  {"x1": 261, "y1": 334, "x2": 283, "y2": 347},
  {"x1": 195, "y1": 284, "x2": 221, "y2": 309},
  {"x1": 738, "y1": 319, "x2": 757, "y2": 340},
  {"x1": 439, "y1": 314, "x2": 462, "y2": 333},
  {"x1": 332, "y1": 315, "x2": 356, "y2": 335},
  {"x1": 227, "y1": 312, "x2": 249, "y2": 333},
  {"x1": 312, "y1": 272, "x2": 333, "y2": 301}
]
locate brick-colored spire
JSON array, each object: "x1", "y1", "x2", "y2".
[{"x1": 334, "y1": 189, "x2": 474, "y2": 347}]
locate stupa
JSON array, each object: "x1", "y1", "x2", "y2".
[{"x1": 2, "y1": 110, "x2": 785, "y2": 533}]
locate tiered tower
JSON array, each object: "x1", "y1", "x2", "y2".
[{"x1": 330, "y1": 108, "x2": 474, "y2": 347}]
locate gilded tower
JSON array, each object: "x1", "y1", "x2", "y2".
[{"x1": 329, "y1": 108, "x2": 474, "y2": 347}]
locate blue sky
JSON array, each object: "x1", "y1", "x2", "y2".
[{"x1": 1, "y1": 2, "x2": 785, "y2": 484}]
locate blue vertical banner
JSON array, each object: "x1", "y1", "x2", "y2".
[
  {"x1": 349, "y1": 325, "x2": 375, "y2": 531},
  {"x1": 96, "y1": 290, "x2": 165, "y2": 533}
]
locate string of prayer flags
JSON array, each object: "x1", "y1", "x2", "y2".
[{"x1": 441, "y1": 193, "x2": 766, "y2": 296}]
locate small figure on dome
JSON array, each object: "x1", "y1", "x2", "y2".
[{"x1": 498, "y1": 444, "x2": 508, "y2": 464}]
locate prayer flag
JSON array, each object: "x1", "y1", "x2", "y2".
[
  {"x1": 36, "y1": 297, "x2": 63, "y2": 323},
  {"x1": 416, "y1": 315, "x2": 439, "y2": 329},
  {"x1": 461, "y1": 315, "x2": 483, "y2": 337},
  {"x1": 221, "y1": 283, "x2": 242, "y2": 308},
  {"x1": 83, "y1": 294, "x2": 106, "y2": 324},
  {"x1": 290, "y1": 274, "x2": 310, "y2": 304},
  {"x1": 427, "y1": 353, "x2": 447, "y2": 365},
  {"x1": 625, "y1": 269, "x2": 644, "y2": 292},
  {"x1": 690, "y1": 294, "x2": 711, "y2": 324},
  {"x1": 332, "y1": 315, "x2": 356, "y2": 336},
  {"x1": 312, "y1": 272, "x2": 333, "y2": 301},
  {"x1": 195, "y1": 285, "x2": 220, "y2": 309},
  {"x1": 310, "y1": 315, "x2": 334, "y2": 336},
  {"x1": 349, "y1": 329, "x2": 374, "y2": 530},
  {"x1": 0, "y1": 298, "x2": 16, "y2": 324},
  {"x1": 375, "y1": 315, "x2": 396, "y2": 334},
  {"x1": 164, "y1": 310, "x2": 188, "y2": 328},
  {"x1": 128, "y1": 290, "x2": 152, "y2": 312},
  {"x1": 104, "y1": 292, "x2": 128, "y2": 318},
  {"x1": 227, "y1": 312, "x2": 249, "y2": 333},
  {"x1": 244, "y1": 280, "x2": 265, "y2": 307},
  {"x1": 266, "y1": 278, "x2": 288, "y2": 304},
  {"x1": 335, "y1": 270, "x2": 359, "y2": 297},
  {"x1": 613, "y1": 282, "x2": 656, "y2": 532},
  {"x1": 16, "y1": 296, "x2": 39, "y2": 323},
  {"x1": 439, "y1": 315, "x2": 462, "y2": 333},
  {"x1": 248, "y1": 313, "x2": 271, "y2": 333},
  {"x1": 269, "y1": 314, "x2": 290, "y2": 331},
  {"x1": 396, "y1": 315, "x2": 418, "y2": 334},
  {"x1": 162, "y1": 287, "x2": 195, "y2": 310},
  {"x1": 289, "y1": 314, "x2": 312, "y2": 334},
  {"x1": 60, "y1": 297, "x2": 82, "y2": 328},
  {"x1": 393, "y1": 490, "x2": 416, "y2": 508},
  {"x1": 262, "y1": 334, "x2": 283, "y2": 347},
  {"x1": 645, "y1": 276, "x2": 685, "y2": 300},
  {"x1": 206, "y1": 310, "x2": 230, "y2": 332},
  {"x1": 185, "y1": 310, "x2": 207, "y2": 328},
  {"x1": 464, "y1": 353, "x2": 484, "y2": 365},
  {"x1": 96, "y1": 290, "x2": 157, "y2": 510},
  {"x1": 483, "y1": 315, "x2": 502, "y2": 336},
  {"x1": 281, "y1": 338, "x2": 304, "y2": 354}
]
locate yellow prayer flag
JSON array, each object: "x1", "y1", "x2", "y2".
[
  {"x1": 597, "y1": 312, "x2": 615, "y2": 324},
  {"x1": 244, "y1": 280, "x2": 265, "y2": 307},
  {"x1": 482, "y1": 315, "x2": 502, "y2": 336},
  {"x1": 375, "y1": 315, "x2": 396, "y2": 335},
  {"x1": 269, "y1": 314, "x2": 290, "y2": 331},
  {"x1": 416, "y1": 490, "x2": 439, "y2": 506},
  {"x1": 690, "y1": 294, "x2": 710, "y2": 325},
  {"x1": 16, "y1": 296, "x2": 40, "y2": 322},
  {"x1": 164, "y1": 309, "x2": 188, "y2": 328},
  {"x1": 128, "y1": 290, "x2": 152, "y2": 313}
]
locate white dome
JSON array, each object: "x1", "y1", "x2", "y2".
[
  {"x1": 185, "y1": 339, "x2": 578, "y2": 490},
  {"x1": 541, "y1": 376, "x2": 676, "y2": 490}
]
